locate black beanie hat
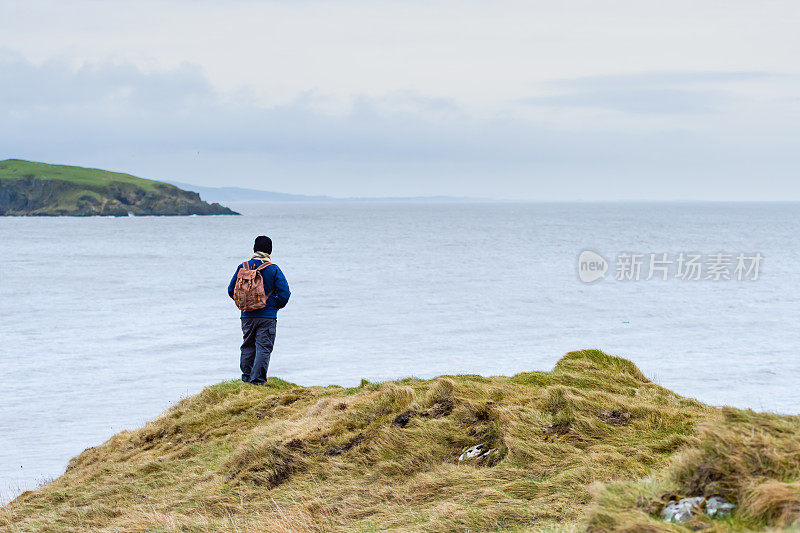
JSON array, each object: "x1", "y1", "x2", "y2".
[{"x1": 254, "y1": 235, "x2": 272, "y2": 254}]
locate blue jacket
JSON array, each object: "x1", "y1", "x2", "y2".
[{"x1": 228, "y1": 259, "x2": 291, "y2": 319}]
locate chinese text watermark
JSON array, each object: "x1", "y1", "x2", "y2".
[{"x1": 578, "y1": 251, "x2": 762, "y2": 283}]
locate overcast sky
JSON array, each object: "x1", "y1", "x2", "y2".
[{"x1": 1, "y1": 0, "x2": 799, "y2": 200}]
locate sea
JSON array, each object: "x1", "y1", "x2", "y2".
[{"x1": 1, "y1": 201, "x2": 798, "y2": 503}]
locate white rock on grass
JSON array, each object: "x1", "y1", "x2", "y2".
[
  {"x1": 661, "y1": 496, "x2": 736, "y2": 523},
  {"x1": 661, "y1": 497, "x2": 705, "y2": 523},
  {"x1": 458, "y1": 443, "x2": 499, "y2": 462},
  {"x1": 705, "y1": 496, "x2": 736, "y2": 518}
]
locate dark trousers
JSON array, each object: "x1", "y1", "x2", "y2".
[{"x1": 240, "y1": 317, "x2": 277, "y2": 385}]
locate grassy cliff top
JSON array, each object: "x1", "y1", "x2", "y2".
[
  {"x1": 0, "y1": 159, "x2": 237, "y2": 216},
  {"x1": 0, "y1": 159, "x2": 167, "y2": 191},
  {"x1": 3, "y1": 350, "x2": 799, "y2": 532}
]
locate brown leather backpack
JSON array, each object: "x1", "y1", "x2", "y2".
[{"x1": 233, "y1": 261, "x2": 274, "y2": 311}]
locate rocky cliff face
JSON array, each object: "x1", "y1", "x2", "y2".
[{"x1": 0, "y1": 176, "x2": 239, "y2": 216}]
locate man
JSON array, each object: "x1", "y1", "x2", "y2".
[{"x1": 228, "y1": 235, "x2": 291, "y2": 385}]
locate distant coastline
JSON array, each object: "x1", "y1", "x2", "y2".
[
  {"x1": 0, "y1": 160, "x2": 238, "y2": 217},
  {"x1": 166, "y1": 180, "x2": 490, "y2": 204}
]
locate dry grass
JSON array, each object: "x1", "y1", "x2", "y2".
[{"x1": 2, "y1": 350, "x2": 798, "y2": 532}]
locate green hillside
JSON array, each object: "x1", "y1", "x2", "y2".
[
  {"x1": 3, "y1": 350, "x2": 799, "y2": 532},
  {"x1": 0, "y1": 160, "x2": 165, "y2": 190},
  {"x1": 0, "y1": 159, "x2": 238, "y2": 216}
]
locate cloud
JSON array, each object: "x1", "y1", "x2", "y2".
[
  {"x1": 547, "y1": 71, "x2": 773, "y2": 89},
  {"x1": 1, "y1": 55, "x2": 798, "y2": 200},
  {"x1": 526, "y1": 88, "x2": 717, "y2": 114},
  {"x1": 0, "y1": 50, "x2": 213, "y2": 109},
  {"x1": 522, "y1": 71, "x2": 776, "y2": 114}
]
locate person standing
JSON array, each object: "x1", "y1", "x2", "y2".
[{"x1": 228, "y1": 235, "x2": 291, "y2": 385}]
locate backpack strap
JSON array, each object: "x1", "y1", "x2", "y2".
[
  {"x1": 241, "y1": 261, "x2": 250, "y2": 271},
  {"x1": 256, "y1": 261, "x2": 275, "y2": 299}
]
